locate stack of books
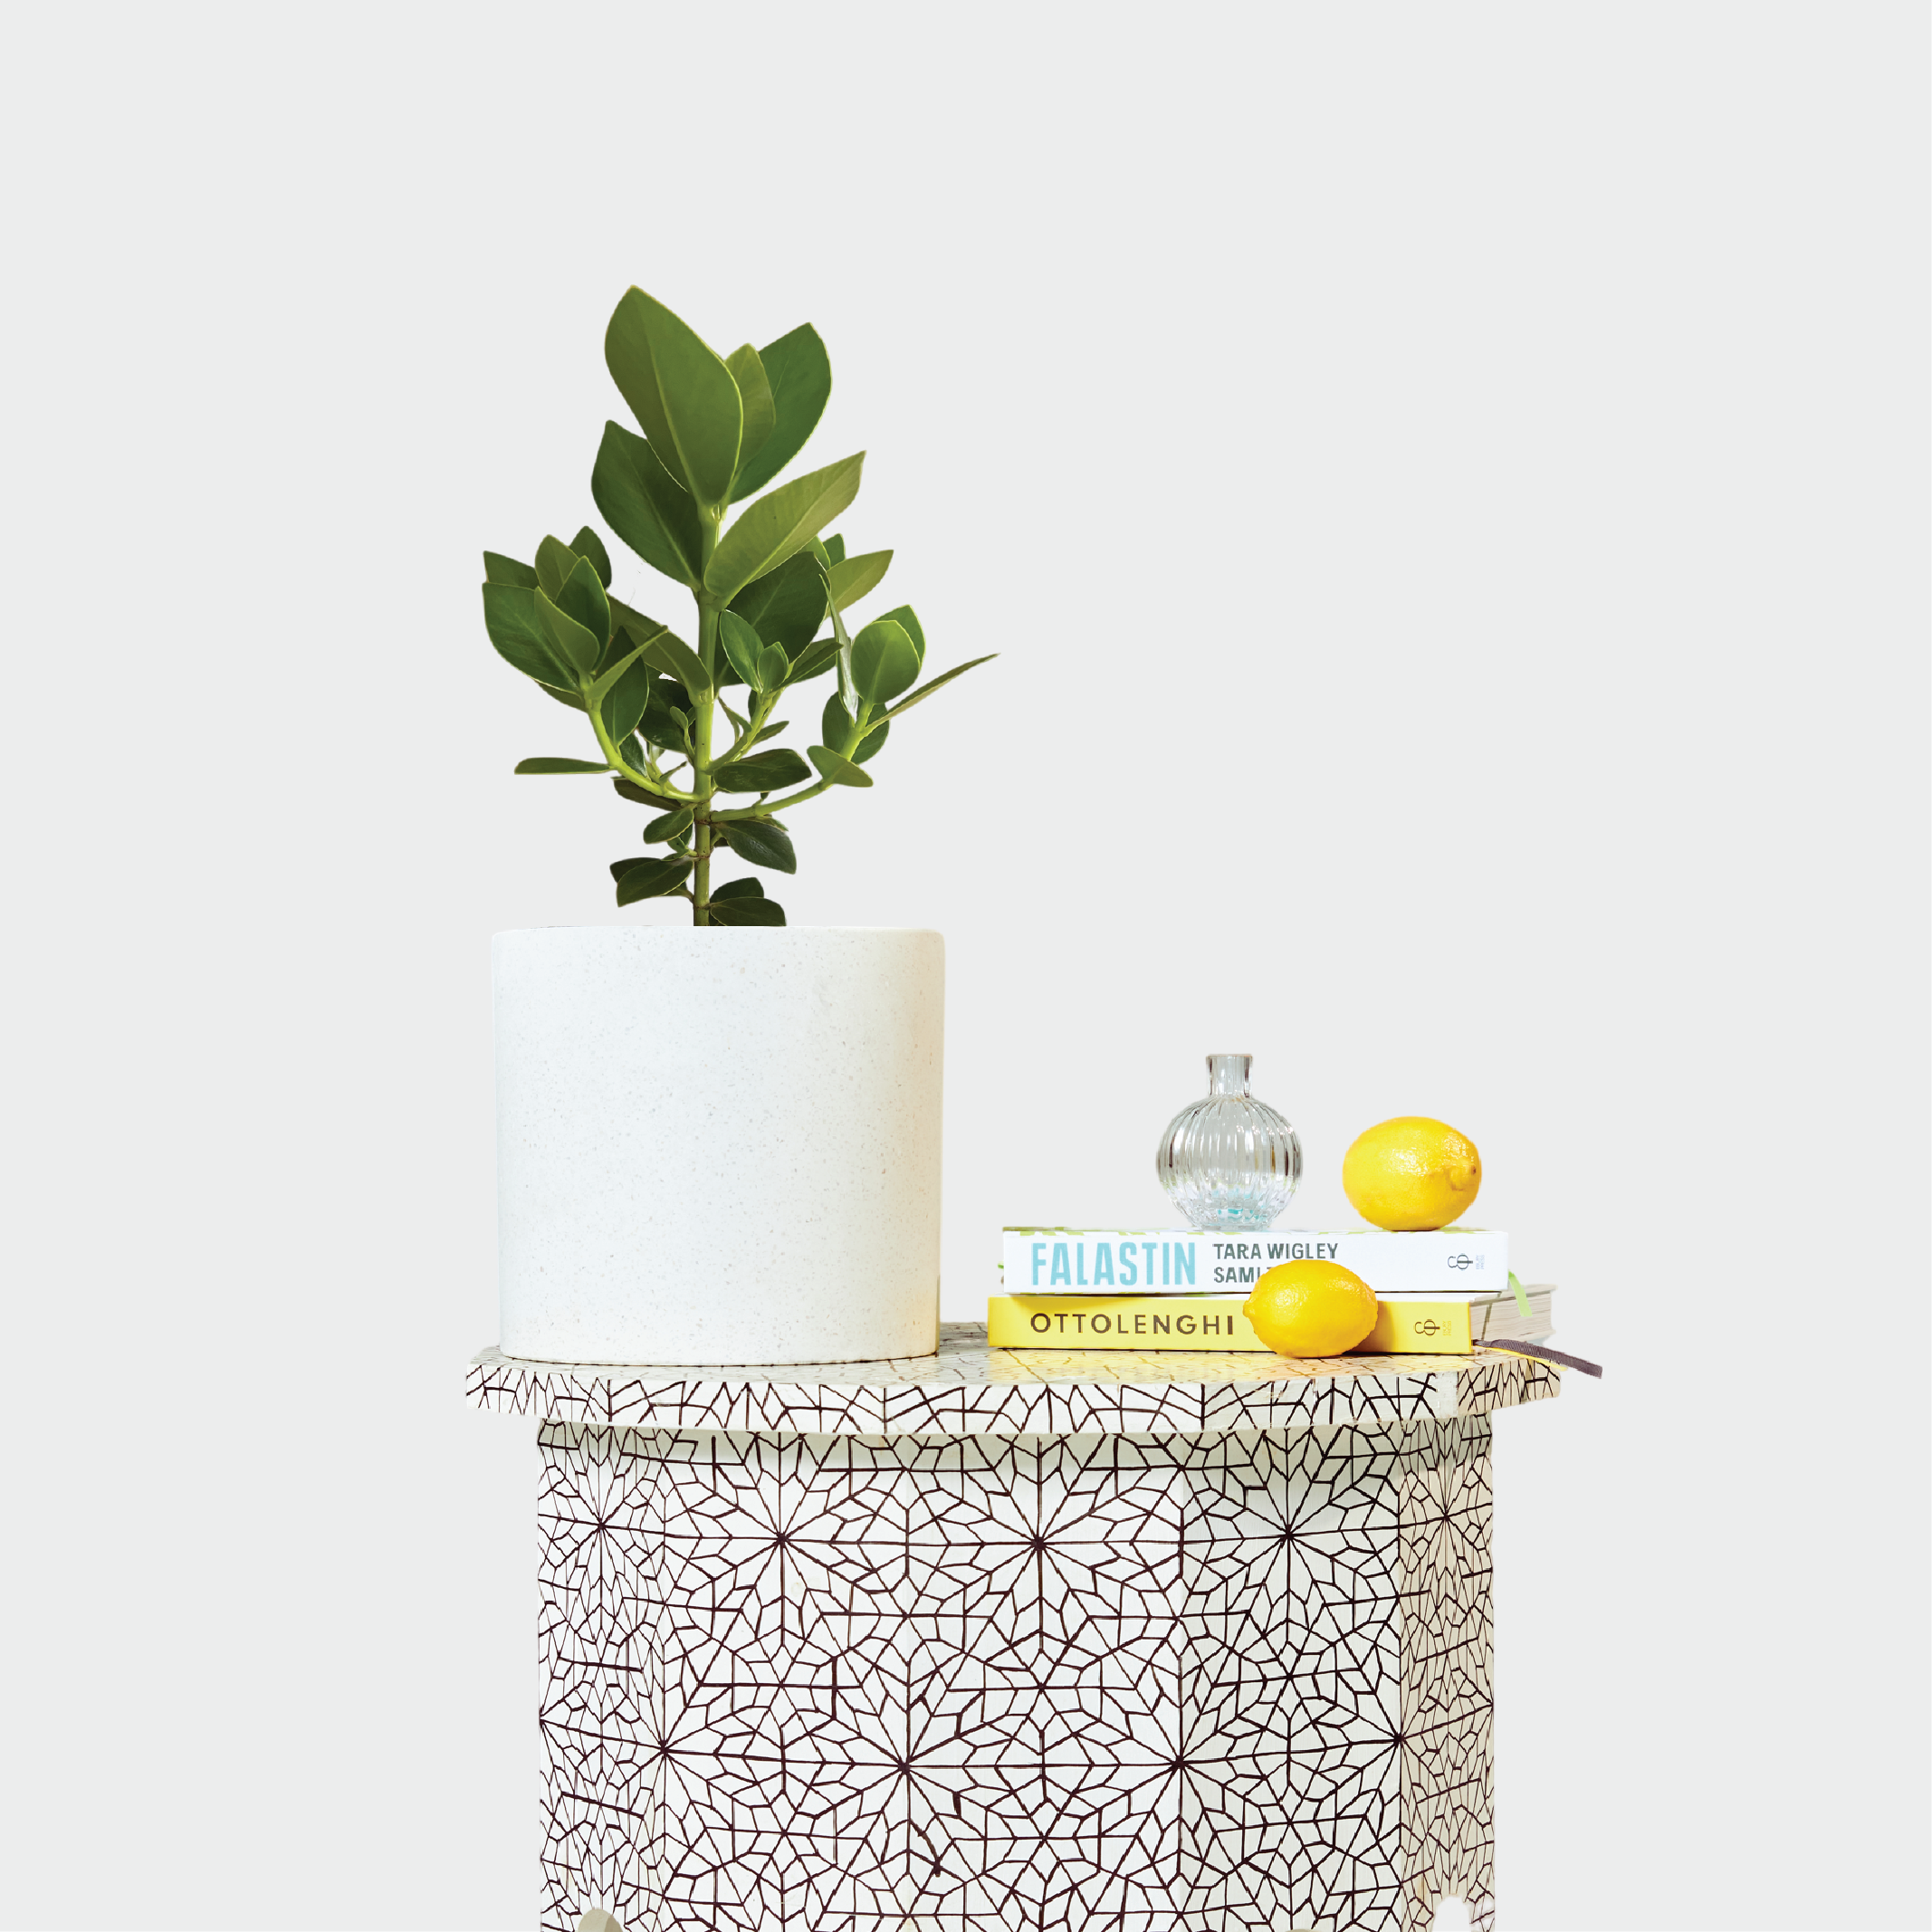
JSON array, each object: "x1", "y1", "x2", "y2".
[{"x1": 990, "y1": 1228, "x2": 1557, "y2": 1355}]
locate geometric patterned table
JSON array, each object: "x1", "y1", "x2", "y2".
[{"x1": 467, "y1": 1325, "x2": 1565, "y2": 1932}]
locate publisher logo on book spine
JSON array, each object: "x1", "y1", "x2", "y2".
[{"x1": 1447, "y1": 1252, "x2": 1484, "y2": 1271}]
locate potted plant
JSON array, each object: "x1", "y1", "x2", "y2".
[{"x1": 483, "y1": 286, "x2": 991, "y2": 1366}]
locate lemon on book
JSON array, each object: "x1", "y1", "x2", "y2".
[
  {"x1": 1342, "y1": 1116, "x2": 1482, "y2": 1231},
  {"x1": 1241, "y1": 1259, "x2": 1379, "y2": 1357}
]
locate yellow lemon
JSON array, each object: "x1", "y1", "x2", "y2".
[
  {"x1": 1242, "y1": 1258, "x2": 1379, "y2": 1357},
  {"x1": 1342, "y1": 1116, "x2": 1482, "y2": 1230}
]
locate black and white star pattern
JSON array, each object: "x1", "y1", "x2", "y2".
[{"x1": 467, "y1": 1329, "x2": 1552, "y2": 1931}]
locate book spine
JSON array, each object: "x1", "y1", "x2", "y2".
[
  {"x1": 989, "y1": 1296, "x2": 1476, "y2": 1355},
  {"x1": 1002, "y1": 1235, "x2": 1212, "y2": 1294},
  {"x1": 990, "y1": 1296, "x2": 1268, "y2": 1351},
  {"x1": 1000, "y1": 1229, "x2": 1508, "y2": 1300},
  {"x1": 1360, "y1": 1299, "x2": 1472, "y2": 1354}
]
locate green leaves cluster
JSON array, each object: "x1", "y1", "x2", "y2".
[{"x1": 482, "y1": 287, "x2": 992, "y2": 925}]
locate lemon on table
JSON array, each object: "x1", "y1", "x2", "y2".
[
  {"x1": 1342, "y1": 1116, "x2": 1482, "y2": 1230},
  {"x1": 1242, "y1": 1258, "x2": 1379, "y2": 1357}
]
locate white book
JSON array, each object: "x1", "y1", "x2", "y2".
[
  {"x1": 1475, "y1": 1286, "x2": 1556, "y2": 1344},
  {"x1": 1000, "y1": 1228, "x2": 1509, "y2": 1299}
]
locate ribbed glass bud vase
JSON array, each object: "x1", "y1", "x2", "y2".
[{"x1": 1155, "y1": 1053, "x2": 1303, "y2": 1231}]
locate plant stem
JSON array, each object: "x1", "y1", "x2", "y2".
[
  {"x1": 713, "y1": 779, "x2": 835, "y2": 819},
  {"x1": 586, "y1": 701, "x2": 694, "y2": 803},
  {"x1": 692, "y1": 655, "x2": 713, "y2": 923},
  {"x1": 692, "y1": 515, "x2": 722, "y2": 925}
]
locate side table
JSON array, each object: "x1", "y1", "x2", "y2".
[{"x1": 467, "y1": 1324, "x2": 1564, "y2": 1932}]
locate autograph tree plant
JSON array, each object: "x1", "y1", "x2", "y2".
[{"x1": 482, "y1": 286, "x2": 992, "y2": 925}]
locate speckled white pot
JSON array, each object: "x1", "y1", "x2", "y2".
[{"x1": 493, "y1": 926, "x2": 943, "y2": 1365}]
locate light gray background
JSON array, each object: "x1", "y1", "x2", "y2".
[{"x1": 2, "y1": 4, "x2": 1925, "y2": 1928}]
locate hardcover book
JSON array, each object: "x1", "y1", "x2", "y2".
[
  {"x1": 1000, "y1": 1227, "x2": 1509, "y2": 1299},
  {"x1": 1474, "y1": 1284, "x2": 1555, "y2": 1344},
  {"x1": 987, "y1": 1294, "x2": 1494, "y2": 1354}
]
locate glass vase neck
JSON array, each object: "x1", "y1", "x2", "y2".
[{"x1": 1206, "y1": 1054, "x2": 1252, "y2": 1098}]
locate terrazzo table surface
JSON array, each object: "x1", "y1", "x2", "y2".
[{"x1": 468, "y1": 1323, "x2": 1565, "y2": 1932}]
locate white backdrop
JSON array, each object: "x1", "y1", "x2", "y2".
[{"x1": 1, "y1": 5, "x2": 1925, "y2": 1927}]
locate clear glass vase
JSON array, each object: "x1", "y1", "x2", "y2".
[{"x1": 1155, "y1": 1053, "x2": 1303, "y2": 1231}]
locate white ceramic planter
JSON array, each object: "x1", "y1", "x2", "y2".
[{"x1": 493, "y1": 926, "x2": 943, "y2": 1365}]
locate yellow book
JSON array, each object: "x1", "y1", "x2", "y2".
[
  {"x1": 988, "y1": 1295, "x2": 1473, "y2": 1354},
  {"x1": 1359, "y1": 1297, "x2": 1472, "y2": 1353},
  {"x1": 990, "y1": 1294, "x2": 1267, "y2": 1350}
]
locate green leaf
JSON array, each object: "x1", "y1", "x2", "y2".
[
  {"x1": 600, "y1": 655, "x2": 659, "y2": 743},
  {"x1": 787, "y1": 636, "x2": 840, "y2": 684},
  {"x1": 640, "y1": 681, "x2": 687, "y2": 746},
  {"x1": 820, "y1": 532, "x2": 846, "y2": 567},
  {"x1": 515, "y1": 757, "x2": 611, "y2": 774},
  {"x1": 757, "y1": 641, "x2": 790, "y2": 690},
  {"x1": 534, "y1": 536, "x2": 578, "y2": 598},
  {"x1": 707, "y1": 894, "x2": 786, "y2": 925},
  {"x1": 614, "y1": 776, "x2": 686, "y2": 809},
  {"x1": 641, "y1": 630, "x2": 711, "y2": 703},
  {"x1": 725, "y1": 344, "x2": 777, "y2": 471},
  {"x1": 613, "y1": 854, "x2": 694, "y2": 904},
  {"x1": 533, "y1": 585, "x2": 600, "y2": 677},
  {"x1": 643, "y1": 805, "x2": 695, "y2": 843},
  {"x1": 606, "y1": 596, "x2": 674, "y2": 669},
  {"x1": 552, "y1": 554, "x2": 612, "y2": 652},
  {"x1": 586, "y1": 614, "x2": 684, "y2": 740},
  {"x1": 719, "y1": 817, "x2": 797, "y2": 873},
  {"x1": 875, "y1": 602, "x2": 925, "y2": 667},
  {"x1": 820, "y1": 689, "x2": 859, "y2": 755},
  {"x1": 570, "y1": 526, "x2": 613, "y2": 588},
  {"x1": 483, "y1": 582, "x2": 576, "y2": 687},
  {"x1": 537, "y1": 681, "x2": 587, "y2": 712},
  {"x1": 711, "y1": 876, "x2": 764, "y2": 900},
  {"x1": 851, "y1": 617, "x2": 919, "y2": 704},
  {"x1": 592, "y1": 420, "x2": 705, "y2": 588},
  {"x1": 730, "y1": 550, "x2": 827, "y2": 655},
  {"x1": 604, "y1": 287, "x2": 742, "y2": 508},
  {"x1": 811, "y1": 545, "x2": 859, "y2": 713},
  {"x1": 607, "y1": 596, "x2": 670, "y2": 644},
  {"x1": 827, "y1": 549, "x2": 891, "y2": 612},
  {"x1": 713, "y1": 747, "x2": 813, "y2": 792},
  {"x1": 718, "y1": 610, "x2": 766, "y2": 689},
  {"x1": 823, "y1": 703, "x2": 889, "y2": 766},
  {"x1": 730, "y1": 322, "x2": 832, "y2": 502},
  {"x1": 591, "y1": 635, "x2": 650, "y2": 711},
  {"x1": 808, "y1": 744, "x2": 874, "y2": 788},
  {"x1": 707, "y1": 453, "x2": 864, "y2": 605},
  {"x1": 483, "y1": 550, "x2": 539, "y2": 588},
  {"x1": 751, "y1": 718, "x2": 789, "y2": 744},
  {"x1": 885, "y1": 652, "x2": 997, "y2": 717}
]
